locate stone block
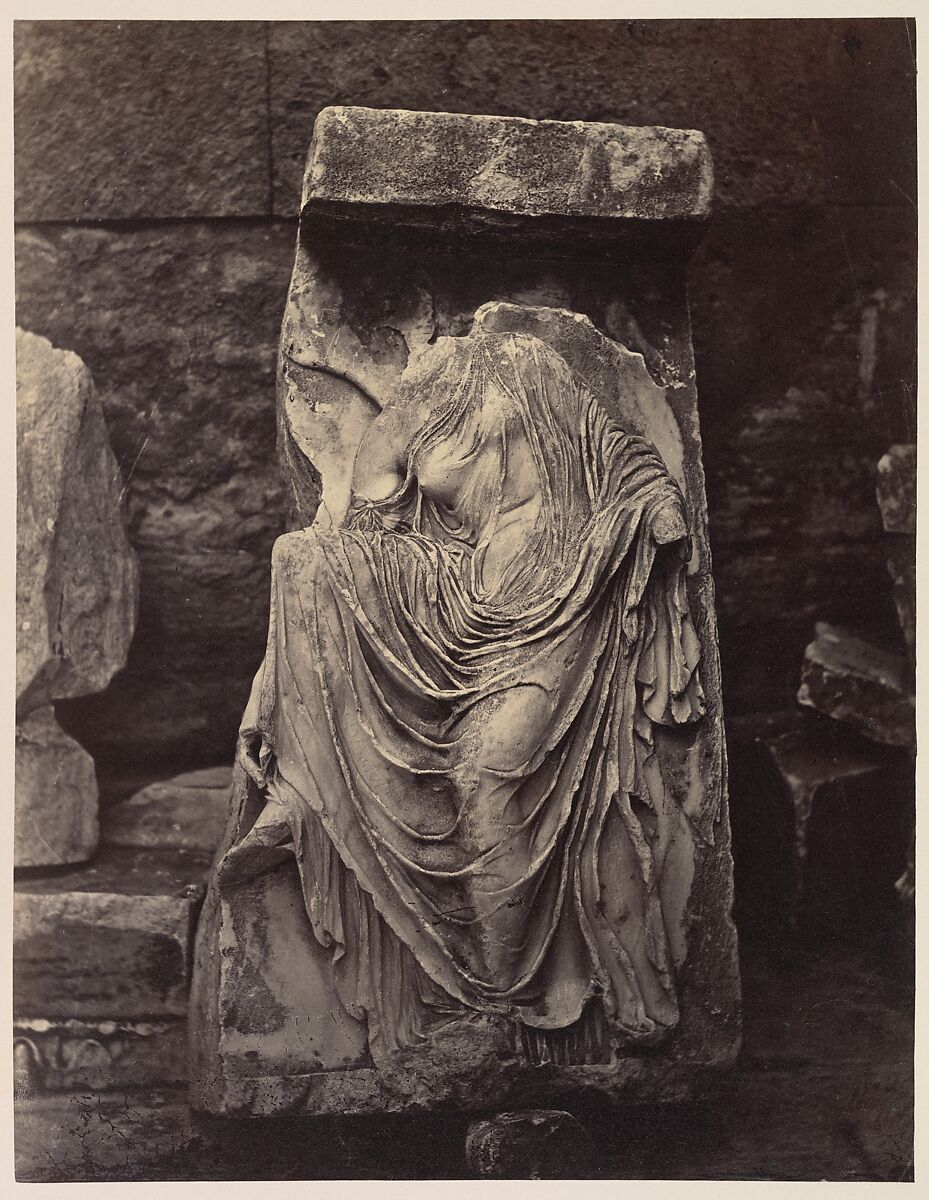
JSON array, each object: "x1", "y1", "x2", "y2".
[
  {"x1": 763, "y1": 727, "x2": 882, "y2": 869},
  {"x1": 760, "y1": 727, "x2": 911, "y2": 935},
  {"x1": 465, "y1": 1110, "x2": 596, "y2": 1179},
  {"x1": 16, "y1": 328, "x2": 138, "y2": 715},
  {"x1": 15, "y1": 222, "x2": 296, "y2": 768},
  {"x1": 14, "y1": 20, "x2": 270, "y2": 221},
  {"x1": 16, "y1": 328, "x2": 138, "y2": 865},
  {"x1": 303, "y1": 105, "x2": 712, "y2": 228},
  {"x1": 798, "y1": 623, "x2": 914, "y2": 750},
  {"x1": 102, "y1": 766, "x2": 233, "y2": 852},
  {"x1": 14, "y1": 1018, "x2": 188, "y2": 1095},
  {"x1": 14, "y1": 707, "x2": 98, "y2": 869},
  {"x1": 876, "y1": 444, "x2": 916, "y2": 533},
  {"x1": 14, "y1": 848, "x2": 209, "y2": 1020}
]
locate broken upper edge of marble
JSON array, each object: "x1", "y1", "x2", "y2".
[{"x1": 302, "y1": 106, "x2": 714, "y2": 225}]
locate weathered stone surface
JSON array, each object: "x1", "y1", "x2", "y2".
[
  {"x1": 16, "y1": 329, "x2": 138, "y2": 865},
  {"x1": 14, "y1": 1018, "x2": 188, "y2": 1095},
  {"x1": 102, "y1": 766, "x2": 232, "y2": 852},
  {"x1": 818, "y1": 18, "x2": 917, "y2": 209},
  {"x1": 15, "y1": 848, "x2": 209, "y2": 1020},
  {"x1": 876, "y1": 444, "x2": 916, "y2": 533},
  {"x1": 14, "y1": 1087, "x2": 190, "y2": 1182},
  {"x1": 16, "y1": 328, "x2": 138, "y2": 714},
  {"x1": 14, "y1": 21, "x2": 269, "y2": 221},
  {"x1": 192, "y1": 107, "x2": 739, "y2": 1119},
  {"x1": 13, "y1": 20, "x2": 915, "y2": 223},
  {"x1": 798, "y1": 623, "x2": 914, "y2": 750},
  {"x1": 304, "y1": 106, "x2": 712, "y2": 227},
  {"x1": 14, "y1": 707, "x2": 98, "y2": 869},
  {"x1": 269, "y1": 20, "x2": 915, "y2": 215},
  {"x1": 15, "y1": 223, "x2": 295, "y2": 769},
  {"x1": 465, "y1": 1110, "x2": 596, "y2": 1179}
]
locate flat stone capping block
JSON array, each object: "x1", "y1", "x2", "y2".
[
  {"x1": 15, "y1": 848, "x2": 210, "y2": 1020},
  {"x1": 304, "y1": 106, "x2": 713, "y2": 224}
]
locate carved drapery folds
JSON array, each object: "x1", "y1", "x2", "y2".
[{"x1": 190, "y1": 107, "x2": 740, "y2": 1117}]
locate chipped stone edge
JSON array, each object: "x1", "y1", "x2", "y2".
[
  {"x1": 204, "y1": 1056, "x2": 730, "y2": 1118},
  {"x1": 303, "y1": 105, "x2": 714, "y2": 226}
]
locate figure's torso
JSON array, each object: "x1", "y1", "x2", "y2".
[
  {"x1": 353, "y1": 379, "x2": 551, "y2": 594},
  {"x1": 414, "y1": 419, "x2": 544, "y2": 592}
]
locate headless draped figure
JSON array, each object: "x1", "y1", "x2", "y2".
[{"x1": 231, "y1": 328, "x2": 704, "y2": 1063}]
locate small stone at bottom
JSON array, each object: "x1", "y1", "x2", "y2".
[{"x1": 465, "y1": 1109, "x2": 595, "y2": 1179}]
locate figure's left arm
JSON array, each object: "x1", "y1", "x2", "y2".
[
  {"x1": 638, "y1": 487, "x2": 704, "y2": 727},
  {"x1": 649, "y1": 490, "x2": 689, "y2": 546}
]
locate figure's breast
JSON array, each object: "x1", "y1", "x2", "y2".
[
  {"x1": 415, "y1": 434, "x2": 478, "y2": 511},
  {"x1": 419, "y1": 436, "x2": 557, "y2": 599}
]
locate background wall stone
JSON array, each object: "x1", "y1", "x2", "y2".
[
  {"x1": 267, "y1": 20, "x2": 914, "y2": 214},
  {"x1": 13, "y1": 18, "x2": 916, "y2": 781},
  {"x1": 14, "y1": 223, "x2": 295, "y2": 772},
  {"x1": 14, "y1": 21, "x2": 270, "y2": 221}
]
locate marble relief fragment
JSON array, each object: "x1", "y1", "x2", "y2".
[{"x1": 191, "y1": 107, "x2": 739, "y2": 1117}]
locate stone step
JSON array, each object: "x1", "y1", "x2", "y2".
[
  {"x1": 102, "y1": 766, "x2": 232, "y2": 853},
  {"x1": 14, "y1": 846, "x2": 210, "y2": 1022}
]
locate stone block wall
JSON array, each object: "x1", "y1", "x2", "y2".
[{"x1": 14, "y1": 18, "x2": 916, "y2": 779}]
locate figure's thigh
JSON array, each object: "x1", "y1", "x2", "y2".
[{"x1": 461, "y1": 684, "x2": 555, "y2": 776}]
